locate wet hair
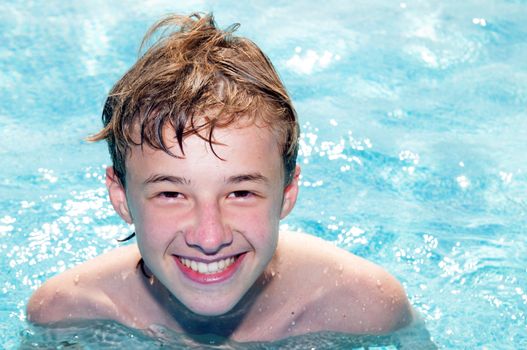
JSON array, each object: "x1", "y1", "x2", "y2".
[{"x1": 88, "y1": 12, "x2": 299, "y2": 187}]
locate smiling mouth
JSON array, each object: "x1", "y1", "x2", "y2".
[
  {"x1": 178, "y1": 256, "x2": 237, "y2": 275},
  {"x1": 174, "y1": 254, "x2": 245, "y2": 284}
]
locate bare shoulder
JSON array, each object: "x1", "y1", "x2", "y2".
[
  {"x1": 276, "y1": 231, "x2": 413, "y2": 334},
  {"x1": 27, "y1": 245, "x2": 141, "y2": 325}
]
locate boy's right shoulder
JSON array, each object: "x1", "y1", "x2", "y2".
[{"x1": 26, "y1": 245, "x2": 141, "y2": 325}]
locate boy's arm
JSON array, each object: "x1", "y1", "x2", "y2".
[
  {"x1": 307, "y1": 259, "x2": 413, "y2": 334},
  {"x1": 26, "y1": 267, "x2": 118, "y2": 324},
  {"x1": 280, "y1": 232, "x2": 413, "y2": 334},
  {"x1": 26, "y1": 246, "x2": 139, "y2": 325}
]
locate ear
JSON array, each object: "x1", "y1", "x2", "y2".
[
  {"x1": 280, "y1": 165, "x2": 301, "y2": 219},
  {"x1": 106, "y1": 166, "x2": 133, "y2": 224}
]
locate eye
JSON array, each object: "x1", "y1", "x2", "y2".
[
  {"x1": 159, "y1": 191, "x2": 183, "y2": 199},
  {"x1": 228, "y1": 190, "x2": 253, "y2": 199}
]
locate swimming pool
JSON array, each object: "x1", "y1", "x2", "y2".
[{"x1": 1, "y1": 0, "x2": 526, "y2": 348}]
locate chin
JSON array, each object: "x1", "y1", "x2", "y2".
[{"x1": 183, "y1": 297, "x2": 241, "y2": 317}]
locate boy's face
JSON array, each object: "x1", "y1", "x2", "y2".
[{"x1": 107, "y1": 122, "x2": 299, "y2": 316}]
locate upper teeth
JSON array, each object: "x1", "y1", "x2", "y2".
[{"x1": 180, "y1": 256, "x2": 236, "y2": 274}]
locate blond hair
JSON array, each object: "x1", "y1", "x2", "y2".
[{"x1": 89, "y1": 13, "x2": 299, "y2": 186}]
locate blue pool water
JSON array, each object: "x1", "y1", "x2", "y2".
[{"x1": 1, "y1": 0, "x2": 526, "y2": 348}]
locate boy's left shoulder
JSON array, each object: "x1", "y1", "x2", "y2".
[{"x1": 275, "y1": 231, "x2": 413, "y2": 334}]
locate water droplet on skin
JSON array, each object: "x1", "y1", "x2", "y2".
[
  {"x1": 323, "y1": 267, "x2": 329, "y2": 274},
  {"x1": 73, "y1": 274, "x2": 80, "y2": 285},
  {"x1": 271, "y1": 271, "x2": 276, "y2": 277},
  {"x1": 338, "y1": 264, "x2": 343, "y2": 272},
  {"x1": 291, "y1": 321, "x2": 296, "y2": 326}
]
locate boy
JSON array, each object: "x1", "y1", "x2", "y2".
[{"x1": 27, "y1": 13, "x2": 413, "y2": 342}]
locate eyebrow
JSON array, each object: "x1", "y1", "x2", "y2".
[
  {"x1": 143, "y1": 173, "x2": 269, "y2": 186},
  {"x1": 143, "y1": 174, "x2": 191, "y2": 185},
  {"x1": 226, "y1": 173, "x2": 269, "y2": 185}
]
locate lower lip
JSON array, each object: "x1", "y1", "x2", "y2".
[{"x1": 174, "y1": 254, "x2": 246, "y2": 284}]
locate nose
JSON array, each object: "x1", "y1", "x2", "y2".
[{"x1": 185, "y1": 201, "x2": 233, "y2": 254}]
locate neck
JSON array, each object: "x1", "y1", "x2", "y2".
[{"x1": 142, "y1": 264, "x2": 276, "y2": 339}]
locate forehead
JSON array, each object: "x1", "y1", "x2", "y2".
[{"x1": 125, "y1": 123, "x2": 284, "y2": 182}]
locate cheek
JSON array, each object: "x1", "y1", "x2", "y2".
[
  {"x1": 232, "y1": 205, "x2": 281, "y2": 239},
  {"x1": 132, "y1": 204, "x2": 178, "y2": 247}
]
